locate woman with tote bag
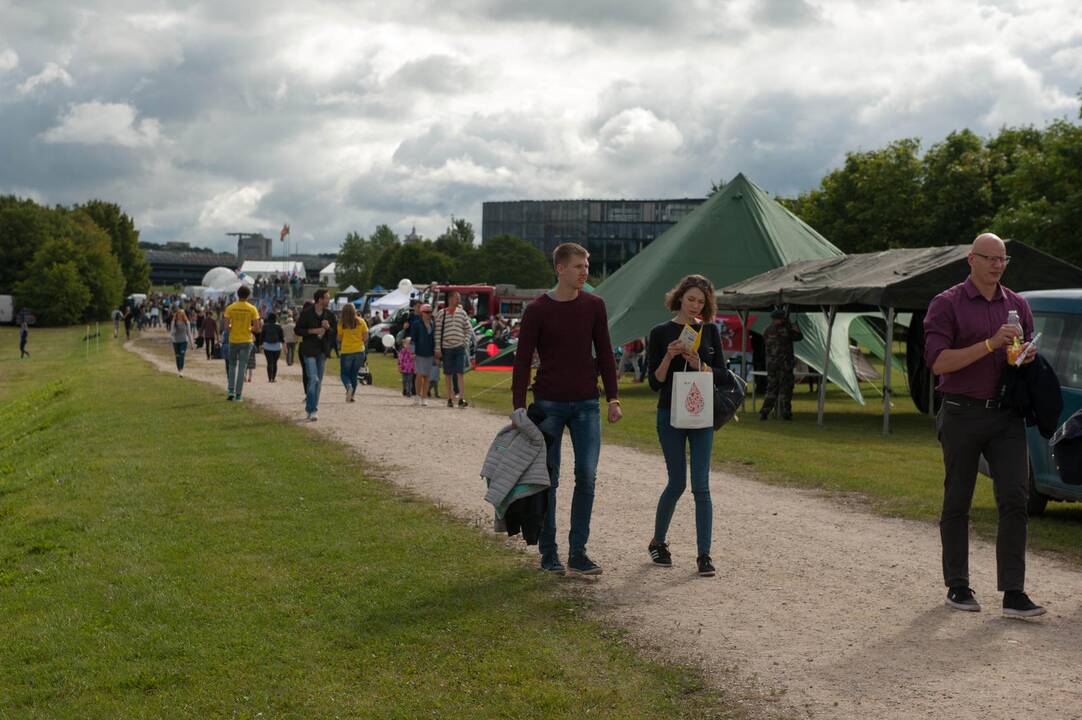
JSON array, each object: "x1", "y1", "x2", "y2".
[{"x1": 645, "y1": 275, "x2": 726, "y2": 577}]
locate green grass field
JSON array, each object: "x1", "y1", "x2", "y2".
[
  {"x1": 355, "y1": 349, "x2": 1082, "y2": 562},
  {"x1": 0, "y1": 328, "x2": 741, "y2": 719}
]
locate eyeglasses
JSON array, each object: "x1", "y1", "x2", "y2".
[{"x1": 972, "y1": 252, "x2": 1011, "y2": 265}]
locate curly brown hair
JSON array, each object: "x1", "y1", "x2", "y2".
[{"x1": 664, "y1": 274, "x2": 717, "y2": 321}]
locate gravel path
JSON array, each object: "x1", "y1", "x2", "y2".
[{"x1": 131, "y1": 334, "x2": 1082, "y2": 720}]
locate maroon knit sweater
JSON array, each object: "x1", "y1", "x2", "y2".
[{"x1": 511, "y1": 292, "x2": 620, "y2": 409}]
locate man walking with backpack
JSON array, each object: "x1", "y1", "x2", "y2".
[{"x1": 512, "y1": 242, "x2": 621, "y2": 576}]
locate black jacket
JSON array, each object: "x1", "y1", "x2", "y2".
[
  {"x1": 1001, "y1": 354, "x2": 1063, "y2": 439},
  {"x1": 296, "y1": 305, "x2": 337, "y2": 358}
]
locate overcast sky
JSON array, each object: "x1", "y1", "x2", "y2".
[{"x1": 1, "y1": 0, "x2": 1079, "y2": 253}]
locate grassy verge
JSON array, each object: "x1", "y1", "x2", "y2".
[
  {"x1": 355, "y1": 351, "x2": 1082, "y2": 562},
  {"x1": 0, "y1": 328, "x2": 741, "y2": 720}
]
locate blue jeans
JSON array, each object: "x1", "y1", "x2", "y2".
[
  {"x1": 533, "y1": 397, "x2": 601, "y2": 559},
  {"x1": 227, "y1": 343, "x2": 252, "y2": 397},
  {"x1": 303, "y1": 354, "x2": 327, "y2": 414},
  {"x1": 340, "y1": 351, "x2": 366, "y2": 390},
  {"x1": 654, "y1": 408, "x2": 715, "y2": 556},
  {"x1": 173, "y1": 341, "x2": 188, "y2": 371}
]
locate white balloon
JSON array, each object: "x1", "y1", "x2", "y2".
[
  {"x1": 397, "y1": 278, "x2": 412, "y2": 293},
  {"x1": 381, "y1": 334, "x2": 395, "y2": 349}
]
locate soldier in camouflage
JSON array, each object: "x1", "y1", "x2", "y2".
[{"x1": 760, "y1": 309, "x2": 803, "y2": 421}]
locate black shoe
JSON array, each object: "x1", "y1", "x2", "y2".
[
  {"x1": 567, "y1": 554, "x2": 602, "y2": 576},
  {"x1": 458, "y1": 398, "x2": 469, "y2": 408},
  {"x1": 648, "y1": 542, "x2": 672, "y2": 567},
  {"x1": 945, "y1": 586, "x2": 981, "y2": 612},
  {"x1": 1003, "y1": 591, "x2": 1046, "y2": 618},
  {"x1": 227, "y1": 394, "x2": 235, "y2": 401},
  {"x1": 540, "y1": 552, "x2": 565, "y2": 575},
  {"x1": 697, "y1": 555, "x2": 716, "y2": 577},
  {"x1": 759, "y1": 412, "x2": 769, "y2": 421},
  {"x1": 447, "y1": 398, "x2": 454, "y2": 408}
]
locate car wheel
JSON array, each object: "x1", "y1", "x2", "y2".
[{"x1": 1026, "y1": 464, "x2": 1048, "y2": 516}]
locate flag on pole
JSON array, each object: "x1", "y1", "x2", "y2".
[{"x1": 280, "y1": 223, "x2": 290, "y2": 242}]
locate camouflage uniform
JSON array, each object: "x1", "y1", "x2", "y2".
[{"x1": 760, "y1": 321, "x2": 804, "y2": 419}]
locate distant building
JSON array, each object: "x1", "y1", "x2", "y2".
[
  {"x1": 231, "y1": 233, "x2": 274, "y2": 264},
  {"x1": 482, "y1": 198, "x2": 705, "y2": 276},
  {"x1": 145, "y1": 250, "x2": 238, "y2": 286},
  {"x1": 404, "y1": 226, "x2": 421, "y2": 244}
]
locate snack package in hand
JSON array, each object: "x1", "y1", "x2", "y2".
[{"x1": 679, "y1": 323, "x2": 702, "y2": 353}]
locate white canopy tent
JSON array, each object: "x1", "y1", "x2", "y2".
[
  {"x1": 239, "y1": 260, "x2": 305, "y2": 279},
  {"x1": 320, "y1": 262, "x2": 337, "y2": 286},
  {"x1": 370, "y1": 287, "x2": 412, "y2": 312}
]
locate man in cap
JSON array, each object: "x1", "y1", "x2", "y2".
[{"x1": 760, "y1": 308, "x2": 803, "y2": 421}]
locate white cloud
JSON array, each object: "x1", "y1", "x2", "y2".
[
  {"x1": 17, "y1": 62, "x2": 73, "y2": 93},
  {"x1": 1, "y1": 0, "x2": 1080, "y2": 252},
  {"x1": 0, "y1": 49, "x2": 17, "y2": 73},
  {"x1": 41, "y1": 102, "x2": 161, "y2": 147},
  {"x1": 198, "y1": 185, "x2": 271, "y2": 230}
]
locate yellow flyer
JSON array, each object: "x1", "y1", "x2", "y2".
[{"x1": 679, "y1": 323, "x2": 703, "y2": 353}]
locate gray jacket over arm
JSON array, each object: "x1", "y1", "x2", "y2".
[{"x1": 481, "y1": 408, "x2": 550, "y2": 518}]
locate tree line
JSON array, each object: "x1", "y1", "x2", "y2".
[
  {"x1": 0, "y1": 196, "x2": 149, "y2": 325},
  {"x1": 781, "y1": 101, "x2": 1082, "y2": 267},
  {"x1": 335, "y1": 217, "x2": 554, "y2": 291}
]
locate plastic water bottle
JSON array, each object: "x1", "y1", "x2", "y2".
[{"x1": 1007, "y1": 310, "x2": 1022, "y2": 364}]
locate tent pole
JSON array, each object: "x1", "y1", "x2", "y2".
[
  {"x1": 882, "y1": 306, "x2": 895, "y2": 435},
  {"x1": 740, "y1": 309, "x2": 749, "y2": 411},
  {"x1": 816, "y1": 306, "x2": 837, "y2": 427}
]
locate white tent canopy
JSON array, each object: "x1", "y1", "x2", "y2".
[
  {"x1": 239, "y1": 260, "x2": 305, "y2": 279},
  {"x1": 370, "y1": 287, "x2": 412, "y2": 312},
  {"x1": 320, "y1": 262, "x2": 336, "y2": 286}
]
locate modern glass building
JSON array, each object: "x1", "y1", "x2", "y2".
[{"x1": 482, "y1": 198, "x2": 705, "y2": 277}]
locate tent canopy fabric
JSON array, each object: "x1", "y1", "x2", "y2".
[
  {"x1": 370, "y1": 287, "x2": 412, "y2": 311},
  {"x1": 239, "y1": 260, "x2": 305, "y2": 278},
  {"x1": 595, "y1": 172, "x2": 869, "y2": 404},
  {"x1": 716, "y1": 241, "x2": 1082, "y2": 312}
]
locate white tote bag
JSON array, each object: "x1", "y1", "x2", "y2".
[{"x1": 670, "y1": 369, "x2": 714, "y2": 429}]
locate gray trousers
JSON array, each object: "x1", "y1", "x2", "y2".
[{"x1": 937, "y1": 401, "x2": 1029, "y2": 592}]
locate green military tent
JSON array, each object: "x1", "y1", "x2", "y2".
[{"x1": 596, "y1": 172, "x2": 876, "y2": 404}]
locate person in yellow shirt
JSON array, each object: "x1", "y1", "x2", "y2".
[
  {"x1": 338, "y1": 303, "x2": 369, "y2": 402},
  {"x1": 223, "y1": 285, "x2": 263, "y2": 401}
]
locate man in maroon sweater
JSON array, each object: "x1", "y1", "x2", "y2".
[{"x1": 512, "y1": 242, "x2": 621, "y2": 575}]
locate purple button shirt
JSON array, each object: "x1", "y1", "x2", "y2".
[{"x1": 923, "y1": 277, "x2": 1033, "y2": 400}]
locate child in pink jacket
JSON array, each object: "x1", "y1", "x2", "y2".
[{"x1": 398, "y1": 337, "x2": 416, "y2": 401}]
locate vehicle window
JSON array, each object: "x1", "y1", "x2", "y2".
[{"x1": 1032, "y1": 312, "x2": 1082, "y2": 389}]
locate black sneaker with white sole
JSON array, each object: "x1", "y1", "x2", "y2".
[
  {"x1": 697, "y1": 555, "x2": 716, "y2": 577},
  {"x1": 447, "y1": 398, "x2": 454, "y2": 408},
  {"x1": 648, "y1": 542, "x2": 672, "y2": 566},
  {"x1": 1003, "y1": 591, "x2": 1046, "y2": 618},
  {"x1": 945, "y1": 586, "x2": 981, "y2": 612},
  {"x1": 567, "y1": 554, "x2": 602, "y2": 576},
  {"x1": 458, "y1": 398, "x2": 469, "y2": 408},
  {"x1": 540, "y1": 552, "x2": 565, "y2": 575}
]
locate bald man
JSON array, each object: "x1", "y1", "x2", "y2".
[{"x1": 923, "y1": 233, "x2": 1045, "y2": 618}]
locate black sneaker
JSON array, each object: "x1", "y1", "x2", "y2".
[
  {"x1": 697, "y1": 555, "x2": 716, "y2": 577},
  {"x1": 227, "y1": 394, "x2": 234, "y2": 401},
  {"x1": 1003, "y1": 591, "x2": 1046, "y2": 618},
  {"x1": 648, "y1": 542, "x2": 672, "y2": 566},
  {"x1": 447, "y1": 398, "x2": 454, "y2": 408},
  {"x1": 945, "y1": 586, "x2": 981, "y2": 612},
  {"x1": 567, "y1": 554, "x2": 602, "y2": 576},
  {"x1": 540, "y1": 553, "x2": 565, "y2": 575},
  {"x1": 458, "y1": 398, "x2": 469, "y2": 409}
]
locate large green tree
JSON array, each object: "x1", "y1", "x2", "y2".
[
  {"x1": 435, "y1": 217, "x2": 479, "y2": 282},
  {"x1": 370, "y1": 242, "x2": 454, "y2": 289},
  {"x1": 920, "y1": 129, "x2": 995, "y2": 246},
  {"x1": 0, "y1": 196, "x2": 54, "y2": 294},
  {"x1": 335, "y1": 224, "x2": 401, "y2": 291},
  {"x1": 14, "y1": 259, "x2": 91, "y2": 326},
  {"x1": 991, "y1": 118, "x2": 1082, "y2": 267},
  {"x1": 77, "y1": 200, "x2": 150, "y2": 294},
  {"x1": 477, "y1": 234, "x2": 552, "y2": 287}
]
